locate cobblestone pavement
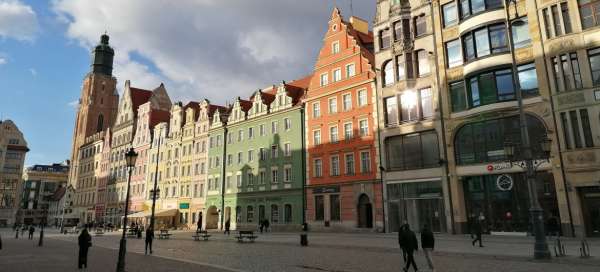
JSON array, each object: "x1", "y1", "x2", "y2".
[{"x1": 12, "y1": 228, "x2": 593, "y2": 272}]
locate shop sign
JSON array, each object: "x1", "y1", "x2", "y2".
[
  {"x1": 179, "y1": 203, "x2": 190, "y2": 209},
  {"x1": 496, "y1": 174, "x2": 514, "y2": 191},
  {"x1": 486, "y1": 162, "x2": 512, "y2": 172},
  {"x1": 313, "y1": 186, "x2": 340, "y2": 194}
]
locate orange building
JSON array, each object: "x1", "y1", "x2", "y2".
[{"x1": 305, "y1": 8, "x2": 383, "y2": 231}]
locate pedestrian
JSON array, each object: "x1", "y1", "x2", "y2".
[
  {"x1": 145, "y1": 227, "x2": 154, "y2": 255},
  {"x1": 21, "y1": 225, "x2": 25, "y2": 237},
  {"x1": 224, "y1": 219, "x2": 231, "y2": 235},
  {"x1": 397, "y1": 224, "x2": 407, "y2": 262},
  {"x1": 197, "y1": 215, "x2": 203, "y2": 231},
  {"x1": 264, "y1": 219, "x2": 270, "y2": 232},
  {"x1": 78, "y1": 228, "x2": 92, "y2": 269},
  {"x1": 28, "y1": 225, "x2": 35, "y2": 240},
  {"x1": 421, "y1": 224, "x2": 435, "y2": 272},
  {"x1": 401, "y1": 224, "x2": 418, "y2": 272},
  {"x1": 472, "y1": 213, "x2": 484, "y2": 247},
  {"x1": 15, "y1": 227, "x2": 19, "y2": 239},
  {"x1": 137, "y1": 226, "x2": 143, "y2": 239},
  {"x1": 259, "y1": 220, "x2": 264, "y2": 233}
]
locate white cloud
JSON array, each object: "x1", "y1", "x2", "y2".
[
  {"x1": 52, "y1": 0, "x2": 374, "y2": 104},
  {"x1": 0, "y1": 57, "x2": 6, "y2": 65},
  {"x1": 29, "y1": 68, "x2": 36, "y2": 76},
  {"x1": 0, "y1": 0, "x2": 39, "y2": 41},
  {"x1": 67, "y1": 99, "x2": 79, "y2": 108}
]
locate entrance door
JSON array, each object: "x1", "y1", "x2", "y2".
[
  {"x1": 357, "y1": 194, "x2": 373, "y2": 228},
  {"x1": 205, "y1": 206, "x2": 218, "y2": 229},
  {"x1": 401, "y1": 198, "x2": 446, "y2": 233},
  {"x1": 581, "y1": 187, "x2": 600, "y2": 237}
]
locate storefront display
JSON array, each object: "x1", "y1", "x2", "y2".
[{"x1": 387, "y1": 180, "x2": 446, "y2": 233}]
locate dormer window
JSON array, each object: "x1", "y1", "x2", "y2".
[{"x1": 332, "y1": 41, "x2": 340, "y2": 54}]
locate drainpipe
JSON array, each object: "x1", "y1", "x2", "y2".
[
  {"x1": 429, "y1": 0, "x2": 455, "y2": 234},
  {"x1": 374, "y1": 73, "x2": 387, "y2": 232},
  {"x1": 531, "y1": 0, "x2": 575, "y2": 237},
  {"x1": 300, "y1": 106, "x2": 307, "y2": 227},
  {"x1": 220, "y1": 127, "x2": 228, "y2": 230}
]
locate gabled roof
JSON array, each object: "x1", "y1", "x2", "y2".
[
  {"x1": 238, "y1": 99, "x2": 253, "y2": 112},
  {"x1": 149, "y1": 110, "x2": 171, "y2": 128},
  {"x1": 130, "y1": 87, "x2": 153, "y2": 113},
  {"x1": 183, "y1": 101, "x2": 201, "y2": 123}
]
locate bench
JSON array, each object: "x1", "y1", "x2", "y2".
[
  {"x1": 236, "y1": 230, "x2": 258, "y2": 243},
  {"x1": 64, "y1": 227, "x2": 79, "y2": 234},
  {"x1": 158, "y1": 229, "x2": 171, "y2": 239},
  {"x1": 192, "y1": 230, "x2": 211, "y2": 241}
]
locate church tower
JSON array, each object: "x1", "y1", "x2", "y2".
[{"x1": 68, "y1": 34, "x2": 119, "y2": 188}]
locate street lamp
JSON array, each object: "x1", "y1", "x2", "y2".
[
  {"x1": 504, "y1": 0, "x2": 551, "y2": 259},
  {"x1": 149, "y1": 128, "x2": 163, "y2": 232},
  {"x1": 38, "y1": 207, "x2": 48, "y2": 246},
  {"x1": 116, "y1": 148, "x2": 138, "y2": 272}
]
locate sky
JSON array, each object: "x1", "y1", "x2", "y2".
[{"x1": 0, "y1": 0, "x2": 375, "y2": 167}]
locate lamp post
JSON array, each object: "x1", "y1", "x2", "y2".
[
  {"x1": 149, "y1": 128, "x2": 162, "y2": 231},
  {"x1": 116, "y1": 148, "x2": 138, "y2": 272},
  {"x1": 504, "y1": 0, "x2": 551, "y2": 259},
  {"x1": 38, "y1": 207, "x2": 48, "y2": 246}
]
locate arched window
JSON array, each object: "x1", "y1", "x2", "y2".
[
  {"x1": 383, "y1": 60, "x2": 394, "y2": 87},
  {"x1": 454, "y1": 115, "x2": 547, "y2": 165},
  {"x1": 271, "y1": 204, "x2": 279, "y2": 223},
  {"x1": 246, "y1": 206, "x2": 254, "y2": 223},
  {"x1": 284, "y1": 204, "x2": 292, "y2": 223},
  {"x1": 96, "y1": 114, "x2": 104, "y2": 133}
]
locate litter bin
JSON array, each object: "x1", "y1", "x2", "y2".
[{"x1": 300, "y1": 233, "x2": 308, "y2": 246}]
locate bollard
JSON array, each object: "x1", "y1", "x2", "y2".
[
  {"x1": 300, "y1": 223, "x2": 308, "y2": 246},
  {"x1": 580, "y1": 239, "x2": 591, "y2": 258}
]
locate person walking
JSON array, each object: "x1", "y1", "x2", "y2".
[
  {"x1": 472, "y1": 213, "x2": 484, "y2": 247},
  {"x1": 28, "y1": 225, "x2": 35, "y2": 240},
  {"x1": 421, "y1": 224, "x2": 435, "y2": 272},
  {"x1": 259, "y1": 220, "x2": 264, "y2": 233},
  {"x1": 224, "y1": 219, "x2": 231, "y2": 235},
  {"x1": 401, "y1": 224, "x2": 419, "y2": 272},
  {"x1": 145, "y1": 227, "x2": 154, "y2": 255},
  {"x1": 264, "y1": 219, "x2": 270, "y2": 233},
  {"x1": 78, "y1": 228, "x2": 92, "y2": 269},
  {"x1": 397, "y1": 224, "x2": 407, "y2": 262},
  {"x1": 197, "y1": 214, "x2": 203, "y2": 231}
]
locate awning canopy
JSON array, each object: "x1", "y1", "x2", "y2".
[
  {"x1": 155, "y1": 209, "x2": 178, "y2": 217},
  {"x1": 128, "y1": 210, "x2": 150, "y2": 218}
]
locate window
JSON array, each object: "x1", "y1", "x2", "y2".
[
  {"x1": 517, "y1": 62, "x2": 539, "y2": 94},
  {"x1": 512, "y1": 18, "x2": 531, "y2": 48},
  {"x1": 248, "y1": 127, "x2": 254, "y2": 138},
  {"x1": 580, "y1": 0, "x2": 600, "y2": 29},
  {"x1": 489, "y1": 24, "x2": 507, "y2": 54},
  {"x1": 580, "y1": 109, "x2": 594, "y2": 148},
  {"x1": 358, "y1": 90, "x2": 367, "y2": 107},
  {"x1": 248, "y1": 150, "x2": 254, "y2": 162},
  {"x1": 345, "y1": 153, "x2": 355, "y2": 175},
  {"x1": 271, "y1": 145, "x2": 278, "y2": 158},
  {"x1": 443, "y1": 2, "x2": 458, "y2": 27},
  {"x1": 313, "y1": 130, "x2": 321, "y2": 145},
  {"x1": 330, "y1": 126, "x2": 339, "y2": 143},
  {"x1": 459, "y1": 0, "x2": 502, "y2": 20},
  {"x1": 455, "y1": 115, "x2": 548, "y2": 164},
  {"x1": 330, "y1": 195, "x2": 341, "y2": 221},
  {"x1": 400, "y1": 90, "x2": 418, "y2": 122},
  {"x1": 314, "y1": 159, "x2": 322, "y2": 177},
  {"x1": 359, "y1": 119, "x2": 369, "y2": 136},
  {"x1": 284, "y1": 118, "x2": 291, "y2": 131},
  {"x1": 330, "y1": 156, "x2": 340, "y2": 176},
  {"x1": 227, "y1": 154, "x2": 233, "y2": 166},
  {"x1": 259, "y1": 171, "x2": 266, "y2": 184},
  {"x1": 236, "y1": 174, "x2": 242, "y2": 187},
  {"x1": 450, "y1": 81, "x2": 467, "y2": 112},
  {"x1": 446, "y1": 39, "x2": 462, "y2": 68},
  {"x1": 346, "y1": 63, "x2": 356, "y2": 77},
  {"x1": 238, "y1": 130, "x2": 244, "y2": 141},
  {"x1": 386, "y1": 131, "x2": 440, "y2": 170},
  {"x1": 560, "y1": 112, "x2": 572, "y2": 150},
  {"x1": 394, "y1": 21, "x2": 402, "y2": 41},
  {"x1": 259, "y1": 124, "x2": 265, "y2": 136},
  {"x1": 328, "y1": 97, "x2": 338, "y2": 114},
  {"x1": 237, "y1": 152, "x2": 243, "y2": 164},
  {"x1": 271, "y1": 121, "x2": 278, "y2": 134},
  {"x1": 271, "y1": 169, "x2": 278, "y2": 184},
  {"x1": 360, "y1": 151, "x2": 371, "y2": 173},
  {"x1": 543, "y1": 3, "x2": 572, "y2": 38},
  {"x1": 414, "y1": 15, "x2": 427, "y2": 37},
  {"x1": 385, "y1": 96, "x2": 398, "y2": 126},
  {"x1": 589, "y1": 47, "x2": 600, "y2": 85},
  {"x1": 344, "y1": 123, "x2": 353, "y2": 140},
  {"x1": 315, "y1": 195, "x2": 324, "y2": 220},
  {"x1": 342, "y1": 94, "x2": 352, "y2": 111},
  {"x1": 320, "y1": 73, "x2": 328, "y2": 86},
  {"x1": 284, "y1": 167, "x2": 292, "y2": 182},
  {"x1": 417, "y1": 50, "x2": 430, "y2": 76},
  {"x1": 396, "y1": 55, "x2": 405, "y2": 80},
  {"x1": 259, "y1": 148, "x2": 267, "y2": 161},
  {"x1": 332, "y1": 41, "x2": 340, "y2": 54},
  {"x1": 312, "y1": 102, "x2": 321, "y2": 118},
  {"x1": 333, "y1": 68, "x2": 342, "y2": 82},
  {"x1": 271, "y1": 205, "x2": 279, "y2": 223},
  {"x1": 247, "y1": 206, "x2": 254, "y2": 223},
  {"x1": 420, "y1": 88, "x2": 433, "y2": 119},
  {"x1": 383, "y1": 60, "x2": 394, "y2": 86},
  {"x1": 570, "y1": 111, "x2": 583, "y2": 148},
  {"x1": 380, "y1": 28, "x2": 391, "y2": 49},
  {"x1": 284, "y1": 143, "x2": 291, "y2": 156},
  {"x1": 552, "y1": 52, "x2": 583, "y2": 92},
  {"x1": 462, "y1": 23, "x2": 507, "y2": 62},
  {"x1": 284, "y1": 204, "x2": 292, "y2": 223}
]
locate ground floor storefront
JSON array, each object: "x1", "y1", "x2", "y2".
[{"x1": 306, "y1": 181, "x2": 383, "y2": 232}]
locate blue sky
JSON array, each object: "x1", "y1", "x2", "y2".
[{"x1": 0, "y1": 0, "x2": 374, "y2": 166}]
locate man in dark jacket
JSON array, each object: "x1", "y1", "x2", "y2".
[
  {"x1": 397, "y1": 224, "x2": 407, "y2": 262},
  {"x1": 472, "y1": 213, "x2": 484, "y2": 247},
  {"x1": 78, "y1": 228, "x2": 92, "y2": 269},
  {"x1": 28, "y1": 225, "x2": 35, "y2": 240},
  {"x1": 401, "y1": 224, "x2": 418, "y2": 272},
  {"x1": 145, "y1": 227, "x2": 154, "y2": 255},
  {"x1": 421, "y1": 224, "x2": 435, "y2": 272}
]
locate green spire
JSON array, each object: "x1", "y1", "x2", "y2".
[{"x1": 91, "y1": 33, "x2": 114, "y2": 76}]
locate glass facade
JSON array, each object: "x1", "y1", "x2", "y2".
[{"x1": 387, "y1": 181, "x2": 446, "y2": 233}]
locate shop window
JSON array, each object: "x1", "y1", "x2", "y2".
[
  {"x1": 454, "y1": 115, "x2": 548, "y2": 164},
  {"x1": 330, "y1": 195, "x2": 341, "y2": 221},
  {"x1": 552, "y1": 52, "x2": 583, "y2": 92},
  {"x1": 315, "y1": 195, "x2": 324, "y2": 221},
  {"x1": 385, "y1": 130, "x2": 440, "y2": 170},
  {"x1": 580, "y1": 0, "x2": 600, "y2": 29}
]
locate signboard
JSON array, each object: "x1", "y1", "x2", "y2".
[
  {"x1": 179, "y1": 203, "x2": 190, "y2": 209},
  {"x1": 496, "y1": 174, "x2": 514, "y2": 191},
  {"x1": 312, "y1": 186, "x2": 340, "y2": 194}
]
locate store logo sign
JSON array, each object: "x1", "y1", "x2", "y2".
[
  {"x1": 486, "y1": 162, "x2": 512, "y2": 172},
  {"x1": 496, "y1": 174, "x2": 514, "y2": 191}
]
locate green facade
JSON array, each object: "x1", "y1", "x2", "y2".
[{"x1": 206, "y1": 103, "x2": 304, "y2": 231}]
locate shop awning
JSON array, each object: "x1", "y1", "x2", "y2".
[
  {"x1": 154, "y1": 209, "x2": 178, "y2": 217},
  {"x1": 128, "y1": 210, "x2": 150, "y2": 218}
]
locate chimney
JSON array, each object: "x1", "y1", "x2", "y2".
[{"x1": 350, "y1": 16, "x2": 369, "y2": 34}]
